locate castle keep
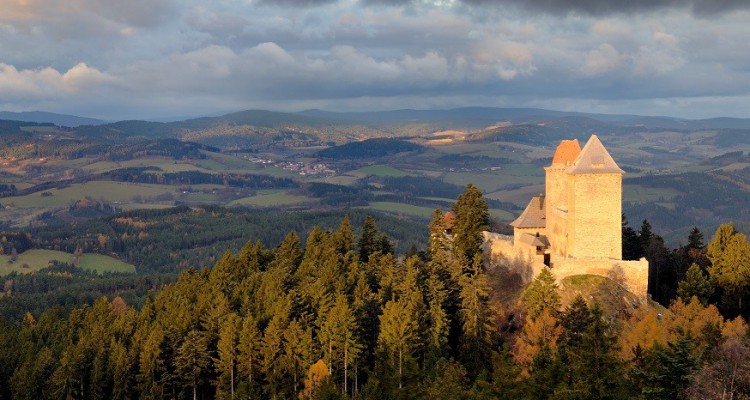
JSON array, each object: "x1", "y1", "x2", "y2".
[{"x1": 486, "y1": 135, "x2": 649, "y2": 299}]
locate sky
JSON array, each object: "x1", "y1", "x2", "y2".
[{"x1": 1, "y1": 0, "x2": 750, "y2": 120}]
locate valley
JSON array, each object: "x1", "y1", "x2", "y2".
[{"x1": 1, "y1": 108, "x2": 749, "y2": 250}]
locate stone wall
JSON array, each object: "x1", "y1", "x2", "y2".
[
  {"x1": 551, "y1": 257, "x2": 649, "y2": 300},
  {"x1": 545, "y1": 166, "x2": 568, "y2": 257},
  {"x1": 568, "y1": 173, "x2": 622, "y2": 259},
  {"x1": 483, "y1": 232, "x2": 545, "y2": 284}
]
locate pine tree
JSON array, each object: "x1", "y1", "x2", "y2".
[
  {"x1": 425, "y1": 270, "x2": 450, "y2": 368},
  {"x1": 282, "y1": 319, "x2": 310, "y2": 395},
  {"x1": 565, "y1": 304, "x2": 630, "y2": 399},
  {"x1": 522, "y1": 268, "x2": 561, "y2": 319},
  {"x1": 138, "y1": 324, "x2": 165, "y2": 398},
  {"x1": 215, "y1": 313, "x2": 240, "y2": 399},
  {"x1": 640, "y1": 219, "x2": 653, "y2": 256},
  {"x1": 261, "y1": 312, "x2": 288, "y2": 399},
  {"x1": 688, "y1": 226, "x2": 704, "y2": 250},
  {"x1": 334, "y1": 215, "x2": 356, "y2": 256},
  {"x1": 358, "y1": 216, "x2": 380, "y2": 263},
  {"x1": 451, "y1": 184, "x2": 490, "y2": 260},
  {"x1": 238, "y1": 240, "x2": 263, "y2": 274},
  {"x1": 677, "y1": 263, "x2": 714, "y2": 305},
  {"x1": 237, "y1": 315, "x2": 261, "y2": 397},
  {"x1": 622, "y1": 214, "x2": 641, "y2": 260},
  {"x1": 175, "y1": 330, "x2": 211, "y2": 400},
  {"x1": 378, "y1": 298, "x2": 418, "y2": 389},
  {"x1": 558, "y1": 295, "x2": 593, "y2": 348},
  {"x1": 458, "y1": 254, "x2": 492, "y2": 377}
]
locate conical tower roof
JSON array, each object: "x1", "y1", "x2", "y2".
[
  {"x1": 551, "y1": 139, "x2": 581, "y2": 166},
  {"x1": 566, "y1": 134, "x2": 624, "y2": 174}
]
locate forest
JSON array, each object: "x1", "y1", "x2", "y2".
[{"x1": 1, "y1": 185, "x2": 750, "y2": 399}]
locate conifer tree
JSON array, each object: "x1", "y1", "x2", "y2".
[
  {"x1": 378, "y1": 298, "x2": 418, "y2": 389},
  {"x1": 622, "y1": 214, "x2": 641, "y2": 260},
  {"x1": 428, "y1": 209, "x2": 449, "y2": 259},
  {"x1": 138, "y1": 324, "x2": 165, "y2": 398},
  {"x1": 458, "y1": 254, "x2": 492, "y2": 378},
  {"x1": 567, "y1": 304, "x2": 629, "y2": 399},
  {"x1": 688, "y1": 226, "x2": 704, "y2": 250},
  {"x1": 558, "y1": 294, "x2": 593, "y2": 348},
  {"x1": 261, "y1": 311, "x2": 288, "y2": 399},
  {"x1": 451, "y1": 184, "x2": 490, "y2": 260},
  {"x1": 677, "y1": 263, "x2": 714, "y2": 305},
  {"x1": 425, "y1": 270, "x2": 450, "y2": 367},
  {"x1": 282, "y1": 319, "x2": 310, "y2": 395},
  {"x1": 175, "y1": 330, "x2": 211, "y2": 400},
  {"x1": 215, "y1": 313, "x2": 240, "y2": 399},
  {"x1": 523, "y1": 268, "x2": 561, "y2": 319},
  {"x1": 358, "y1": 216, "x2": 380, "y2": 263},
  {"x1": 238, "y1": 240, "x2": 263, "y2": 273},
  {"x1": 640, "y1": 219, "x2": 653, "y2": 255},
  {"x1": 334, "y1": 215, "x2": 356, "y2": 256},
  {"x1": 237, "y1": 315, "x2": 261, "y2": 397}
]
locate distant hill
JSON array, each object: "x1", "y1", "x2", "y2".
[
  {"x1": 318, "y1": 138, "x2": 424, "y2": 159},
  {"x1": 0, "y1": 111, "x2": 105, "y2": 127}
]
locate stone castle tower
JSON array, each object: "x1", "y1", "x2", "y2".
[
  {"x1": 545, "y1": 135, "x2": 623, "y2": 260},
  {"x1": 488, "y1": 134, "x2": 649, "y2": 299}
]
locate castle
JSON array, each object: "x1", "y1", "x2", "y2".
[{"x1": 485, "y1": 135, "x2": 649, "y2": 299}]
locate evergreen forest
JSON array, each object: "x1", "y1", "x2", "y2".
[{"x1": 1, "y1": 185, "x2": 750, "y2": 399}]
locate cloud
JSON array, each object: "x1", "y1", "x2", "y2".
[
  {"x1": 361, "y1": 0, "x2": 750, "y2": 16},
  {"x1": 0, "y1": 0, "x2": 175, "y2": 40},
  {"x1": 0, "y1": 63, "x2": 114, "y2": 100}
]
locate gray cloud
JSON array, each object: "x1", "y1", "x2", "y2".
[
  {"x1": 357, "y1": 0, "x2": 750, "y2": 16},
  {"x1": 1, "y1": 0, "x2": 750, "y2": 120}
]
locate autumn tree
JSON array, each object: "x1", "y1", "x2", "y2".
[
  {"x1": 300, "y1": 360, "x2": 330, "y2": 400},
  {"x1": 707, "y1": 222, "x2": 750, "y2": 311}
]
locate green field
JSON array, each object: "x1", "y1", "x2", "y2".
[
  {"x1": 78, "y1": 254, "x2": 137, "y2": 274},
  {"x1": 350, "y1": 165, "x2": 414, "y2": 177},
  {"x1": 443, "y1": 171, "x2": 544, "y2": 193},
  {"x1": 367, "y1": 202, "x2": 437, "y2": 218},
  {"x1": 1, "y1": 181, "x2": 176, "y2": 209},
  {"x1": 490, "y1": 208, "x2": 515, "y2": 222},
  {"x1": 0, "y1": 249, "x2": 135, "y2": 275},
  {"x1": 623, "y1": 184, "x2": 680, "y2": 203},
  {"x1": 229, "y1": 190, "x2": 314, "y2": 207}
]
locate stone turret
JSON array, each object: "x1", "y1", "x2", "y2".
[
  {"x1": 563, "y1": 134, "x2": 624, "y2": 260},
  {"x1": 544, "y1": 139, "x2": 581, "y2": 258}
]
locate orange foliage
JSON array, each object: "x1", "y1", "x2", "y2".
[
  {"x1": 299, "y1": 359, "x2": 329, "y2": 400},
  {"x1": 513, "y1": 309, "x2": 561, "y2": 374},
  {"x1": 618, "y1": 306, "x2": 668, "y2": 361},
  {"x1": 722, "y1": 317, "x2": 749, "y2": 340},
  {"x1": 668, "y1": 297, "x2": 724, "y2": 342},
  {"x1": 619, "y1": 297, "x2": 749, "y2": 363}
]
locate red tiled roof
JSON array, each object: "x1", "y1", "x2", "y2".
[
  {"x1": 551, "y1": 139, "x2": 581, "y2": 166},
  {"x1": 443, "y1": 211, "x2": 456, "y2": 229}
]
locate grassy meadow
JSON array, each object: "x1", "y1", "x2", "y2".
[{"x1": 0, "y1": 249, "x2": 135, "y2": 275}]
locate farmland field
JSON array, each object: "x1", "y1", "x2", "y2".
[{"x1": 0, "y1": 249, "x2": 135, "y2": 275}]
